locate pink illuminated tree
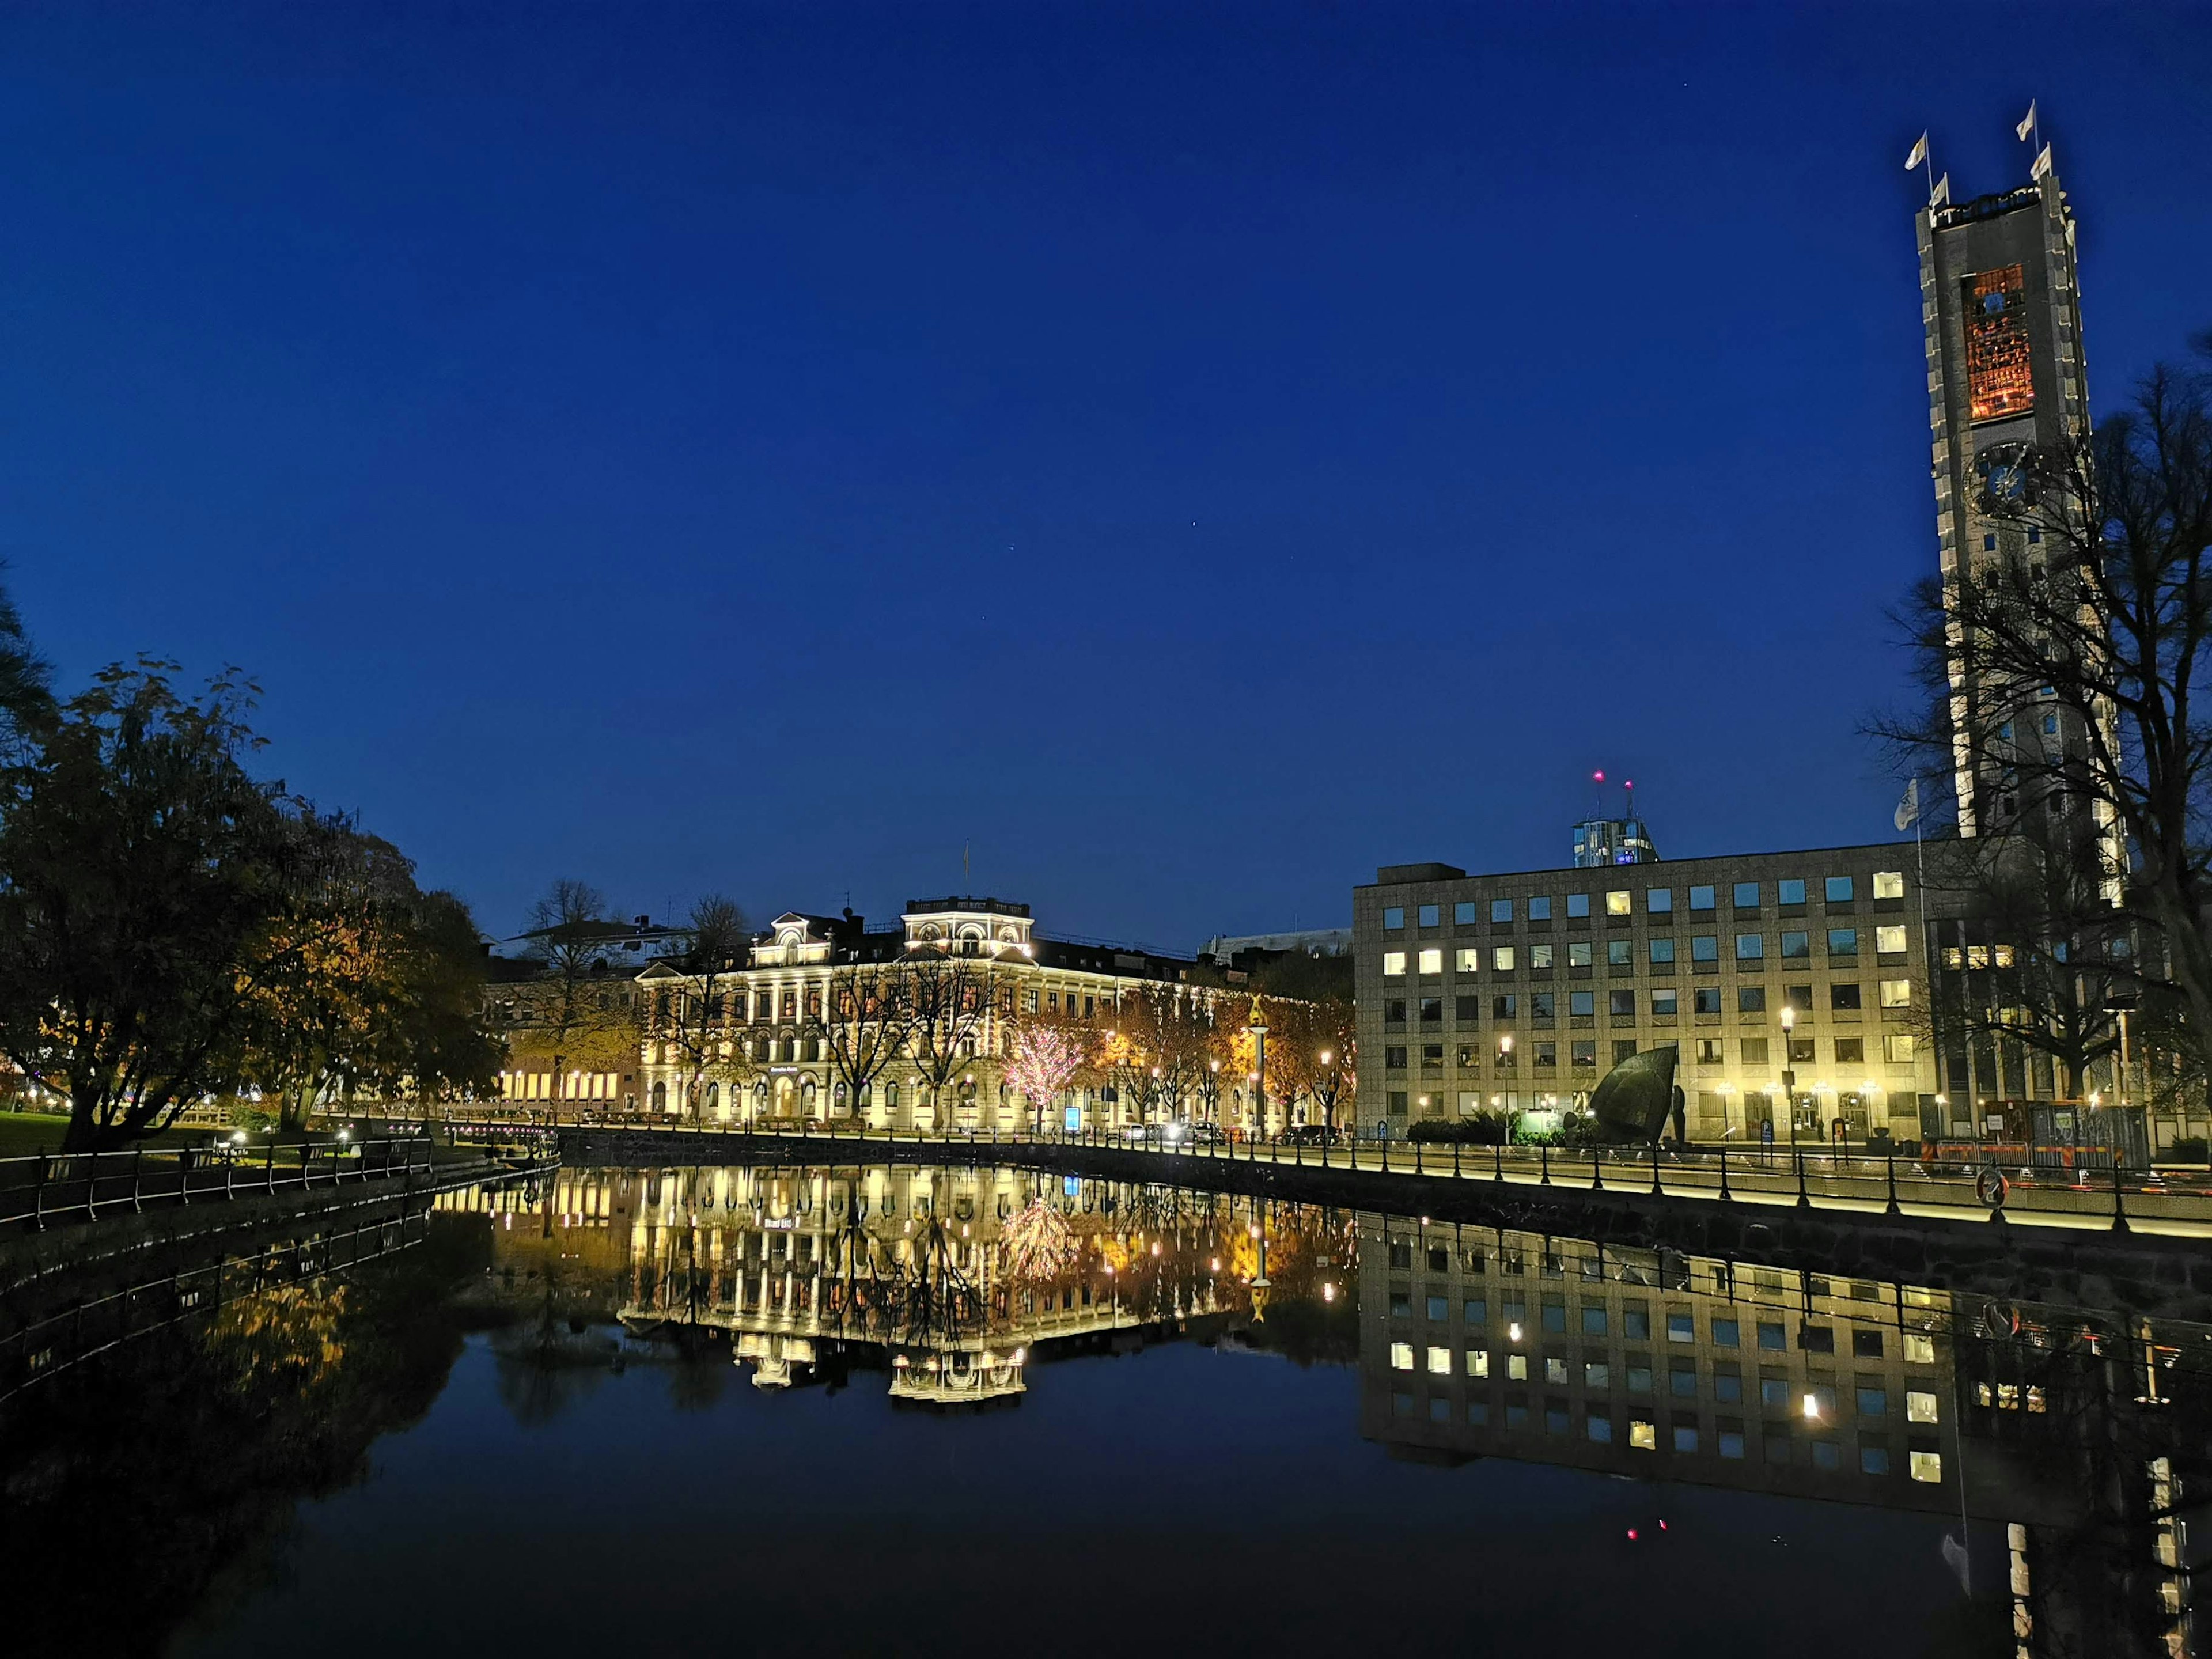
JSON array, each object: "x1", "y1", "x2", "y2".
[{"x1": 1007, "y1": 1022, "x2": 1084, "y2": 1135}]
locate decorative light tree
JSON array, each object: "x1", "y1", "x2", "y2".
[{"x1": 1008, "y1": 1022, "x2": 1084, "y2": 1136}]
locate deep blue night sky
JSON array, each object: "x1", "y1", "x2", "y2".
[{"x1": 6, "y1": 5, "x2": 2209, "y2": 947}]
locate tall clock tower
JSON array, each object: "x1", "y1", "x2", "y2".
[{"x1": 1916, "y1": 143, "x2": 2093, "y2": 838}]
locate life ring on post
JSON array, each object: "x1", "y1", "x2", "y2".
[{"x1": 1975, "y1": 1166, "x2": 2009, "y2": 1210}]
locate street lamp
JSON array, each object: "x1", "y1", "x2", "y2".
[
  {"x1": 1780, "y1": 1004, "x2": 1798, "y2": 1147},
  {"x1": 1248, "y1": 999, "x2": 1269, "y2": 1138}
]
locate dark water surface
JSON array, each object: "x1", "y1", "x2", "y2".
[{"x1": 10, "y1": 1162, "x2": 2197, "y2": 1657}]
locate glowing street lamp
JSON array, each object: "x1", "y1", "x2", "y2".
[
  {"x1": 1248, "y1": 999, "x2": 1269, "y2": 1137},
  {"x1": 1780, "y1": 1003, "x2": 1798, "y2": 1147}
]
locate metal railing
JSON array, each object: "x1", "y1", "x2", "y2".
[
  {"x1": 0, "y1": 1137, "x2": 433, "y2": 1234},
  {"x1": 541, "y1": 1116, "x2": 2212, "y2": 1235}
]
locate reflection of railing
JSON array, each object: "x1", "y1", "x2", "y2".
[
  {"x1": 0, "y1": 1138, "x2": 433, "y2": 1234},
  {"x1": 0, "y1": 1207, "x2": 428, "y2": 1402},
  {"x1": 549, "y1": 1119, "x2": 2212, "y2": 1237}
]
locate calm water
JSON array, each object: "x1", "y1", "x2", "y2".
[{"x1": 10, "y1": 1162, "x2": 2202, "y2": 1657}]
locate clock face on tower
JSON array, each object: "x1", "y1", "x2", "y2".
[{"x1": 1975, "y1": 441, "x2": 2036, "y2": 514}]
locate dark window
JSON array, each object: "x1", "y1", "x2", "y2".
[
  {"x1": 1612, "y1": 1039, "x2": 1638, "y2": 1063},
  {"x1": 1570, "y1": 990, "x2": 1594, "y2": 1016},
  {"x1": 1382, "y1": 907, "x2": 1404, "y2": 930},
  {"x1": 1609, "y1": 990, "x2": 1635, "y2": 1017},
  {"x1": 1418, "y1": 904, "x2": 1440, "y2": 927},
  {"x1": 1456, "y1": 995, "x2": 1482, "y2": 1022},
  {"x1": 1386, "y1": 998, "x2": 1408, "y2": 1022},
  {"x1": 1493, "y1": 994, "x2": 1517, "y2": 1019},
  {"x1": 1831, "y1": 983, "x2": 1862, "y2": 1010},
  {"x1": 1454, "y1": 902, "x2": 1478, "y2": 925},
  {"x1": 1738, "y1": 986, "x2": 1766, "y2": 1013},
  {"x1": 1385, "y1": 1046, "x2": 1407, "y2": 1068},
  {"x1": 1825, "y1": 876, "x2": 1855, "y2": 903},
  {"x1": 1419, "y1": 997, "x2": 1443, "y2": 1023},
  {"x1": 1491, "y1": 899, "x2": 1514, "y2": 923},
  {"x1": 1531, "y1": 991, "x2": 1556, "y2": 1018},
  {"x1": 1528, "y1": 896, "x2": 1553, "y2": 921},
  {"x1": 1694, "y1": 988, "x2": 1722, "y2": 1014}
]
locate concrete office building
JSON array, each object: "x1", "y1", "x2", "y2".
[{"x1": 1353, "y1": 844, "x2": 1942, "y2": 1143}]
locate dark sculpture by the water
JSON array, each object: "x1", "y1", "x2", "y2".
[{"x1": 1586, "y1": 1043, "x2": 1680, "y2": 1143}]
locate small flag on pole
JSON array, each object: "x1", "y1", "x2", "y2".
[
  {"x1": 1930, "y1": 172, "x2": 1949, "y2": 207},
  {"x1": 1904, "y1": 131, "x2": 1927, "y2": 171},
  {"x1": 2031, "y1": 143, "x2": 2052, "y2": 181},
  {"x1": 1894, "y1": 778, "x2": 1922, "y2": 833},
  {"x1": 2016, "y1": 100, "x2": 2037, "y2": 142}
]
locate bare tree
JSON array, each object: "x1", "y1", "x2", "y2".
[
  {"x1": 897, "y1": 954, "x2": 998, "y2": 1127},
  {"x1": 513, "y1": 879, "x2": 630, "y2": 1121},
  {"x1": 660, "y1": 895, "x2": 752, "y2": 1123},
  {"x1": 1880, "y1": 342, "x2": 2212, "y2": 1078},
  {"x1": 1918, "y1": 833, "x2": 2132, "y2": 1099},
  {"x1": 816, "y1": 959, "x2": 914, "y2": 1125}
]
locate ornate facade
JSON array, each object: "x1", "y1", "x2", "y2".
[{"x1": 633, "y1": 897, "x2": 1237, "y2": 1133}]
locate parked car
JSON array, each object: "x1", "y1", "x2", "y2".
[{"x1": 1283, "y1": 1124, "x2": 1340, "y2": 1146}]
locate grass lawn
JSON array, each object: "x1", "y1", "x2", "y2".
[{"x1": 0, "y1": 1111, "x2": 210, "y2": 1160}]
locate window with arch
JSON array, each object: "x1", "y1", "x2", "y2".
[
  {"x1": 704, "y1": 1082, "x2": 719, "y2": 1113},
  {"x1": 650, "y1": 1080, "x2": 668, "y2": 1112},
  {"x1": 886, "y1": 1083, "x2": 900, "y2": 1109}
]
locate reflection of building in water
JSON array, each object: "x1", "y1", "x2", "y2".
[
  {"x1": 600, "y1": 1165, "x2": 1342, "y2": 1404},
  {"x1": 1358, "y1": 1215, "x2": 2207, "y2": 1654}
]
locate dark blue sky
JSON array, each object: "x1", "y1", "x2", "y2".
[{"x1": 7, "y1": 5, "x2": 2209, "y2": 948}]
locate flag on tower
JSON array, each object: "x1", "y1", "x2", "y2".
[
  {"x1": 1904, "y1": 131, "x2": 1927, "y2": 171},
  {"x1": 1930, "y1": 173, "x2": 1949, "y2": 207},
  {"x1": 1894, "y1": 778, "x2": 1922, "y2": 833},
  {"x1": 2016, "y1": 100, "x2": 2037, "y2": 142}
]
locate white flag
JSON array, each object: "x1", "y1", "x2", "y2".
[
  {"x1": 2016, "y1": 100, "x2": 2037, "y2": 142},
  {"x1": 1895, "y1": 778, "x2": 1921, "y2": 832},
  {"x1": 2032, "y1": 143, "x2": 2052, "y2": 181},
  {"x1": 1930, "y1": 172, "x2": 1949, "y2": 207},
  {"x1": 1904, "y1": 131, "x2": 1927, "y2": 171}
]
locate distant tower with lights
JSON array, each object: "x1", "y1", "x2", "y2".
[
  {"x1": 1914, "y1": 112, "x2": 2095, "y2": 838},
  {"x1": 1572, "y1": 773, "x2": 1659, "y2": 868}
]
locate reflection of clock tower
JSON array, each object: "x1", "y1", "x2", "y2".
[{"x1": 1916, "y1": 138, "x2": 2092, "y2": 837}]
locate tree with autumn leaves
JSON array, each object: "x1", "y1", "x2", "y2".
[{"x1": 0, "y1": 634, "x2": 499, "y2": 1150}]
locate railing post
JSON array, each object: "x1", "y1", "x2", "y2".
[
  {"x1": 1884, "y1": 1151, "x2": 1902, "y2": 1217},
  {"x1": 1590, "y1": 1147, "x2": 1604, "y2": 1191},
  {"x1": 1493, "y1": 1141, "x2": 1504, "y2": 1183},
  {"x1": 1453, "y1": 1140, "x2": 1461, "y2": 1179},
  {"x1": 1794, "y1": 1148, "x2": 1810, "y2": 1209},
  {"x1": 1539, "y1": 1143, "x2": 1550, "y2": 1185},
  {"x1": 132, "y1": 1148, "x2": 144, "y2": 1214},
  {"x1": 2112, "y1": 1161, "x2": 2131, "y2": 1234},
  {"x1": 84, "y1": 1152, "x2": 99, "y2": 1220},
  {"x1": 33, "y1": 1151, "x2": 48, "y2": 1231},
  {"x1": 1415, "y1": 1139, "x2": 1423, "y2": 1175},
  {"x1": 1717, "y1": 1146, "x2": 1732, "y2": 1202},
  {"x1": 1649, "y1": 1142, "x2": 1663, "y2": 1197}
]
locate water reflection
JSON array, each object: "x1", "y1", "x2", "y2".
[
  {"x1": 1357, "y1": 1214, "x2": 2212, "y2": 1652},
  {"x1": 437, "y1": 1164, "x2": 1356, "y2": 1404},
  {"x1": 10, "y1": 1162, "x2": 2212, "y2": 1655}
]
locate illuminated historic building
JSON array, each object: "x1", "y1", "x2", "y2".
[
  {"x1": 631, "y1": 899, "x2": 1238, "y2": 1132},
  {"x1": 1354, "y1": 844, "x2": 1944, "y2": 1143},
  {"x1": 1917, "y1": 141, "x2": 2097, "y2": 839}
]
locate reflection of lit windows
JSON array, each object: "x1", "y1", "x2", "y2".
[
  {"x1": 1628, "y1": 1418, "x2": 1656, "y2": 1450},
  {"x1": 1904, "y1": 1333, "x2": 1936, "y2": 1365},
  {"x1": 1389, "y1": 1342, "x2": 1414, "y2": 1371},
  {"x1": 1907, "y1": 1391, "x2": 1939, "y2": 1425},
  {"x1": 1909, "y1": 1450, "x2": 1942, "y2": 1483}
]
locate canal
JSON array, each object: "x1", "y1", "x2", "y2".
[{"x1": 9, "y1": 1161, "x2": 2202, "y2": 1656}]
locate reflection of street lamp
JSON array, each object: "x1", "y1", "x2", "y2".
[{"x1": 1780, "y1": 1005, "x2": 1798, "y2": 1146}]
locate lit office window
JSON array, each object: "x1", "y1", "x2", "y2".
[{"x1": 1382, "y1": 952, "x2": 1406, "y2": 977}]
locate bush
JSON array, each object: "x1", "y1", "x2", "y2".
[
  {"x1": 228, "y1": 1103, "x2": 273, "y2": 1134},
  {"x1": 2165, "y1": 1135, "x2": 2209, "y2": 1165}
]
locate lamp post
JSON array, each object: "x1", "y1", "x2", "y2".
[
  {"x1": 1780, "y1": 1004, "x2": 1798, "y2": 1148},
  {"x1": 1318, "y1": 1049, "x2": 1333, "y2": 1141},
  {"x1": 1248, "y1": 999, "x2": 1269, "y2": 1141}
]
